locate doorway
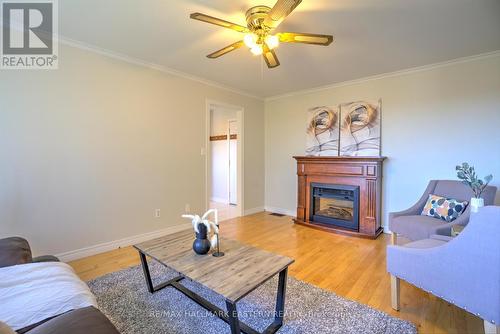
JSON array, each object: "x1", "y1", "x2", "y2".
[{"x1": 206, "y1": 101, "x2": 243, "y2": 222}]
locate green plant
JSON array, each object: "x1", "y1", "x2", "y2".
[{"x1": 456, "y1": 162, "x2": 493, "y2": 198}]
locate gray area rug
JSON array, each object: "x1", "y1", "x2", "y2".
[{"x1": 88, "y1": 261, "x2": 416, "y2": 334}]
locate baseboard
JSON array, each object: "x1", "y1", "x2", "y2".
[
  {"x1": 210, "y1": 197, "x2": 229, "y2": 204},
  {"x1": 56, "y1": 224, "x2": 191, "y2": 262},
  {"x1": 264, "y1": 206, "x2": 296, "y2": 217},
  {"x1": 244, "y1": 206, "x2": 265, "y2": 216}
]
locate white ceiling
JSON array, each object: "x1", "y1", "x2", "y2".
[{"x1": 59, "y1": 0, "x2": 500, "y2": 98}]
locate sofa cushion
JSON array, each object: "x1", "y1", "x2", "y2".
[
  {"x1": 403, "y1": 238, "x2": 448, "y2": 249},
  {"x1": 0, "y1": 262, "x2": 97, "y2": 331},
  {"x1": 421, "y1": 194, "x2": 468, "y2": 222},
  {"x1": 390, "y1": 215, "x2": 446, "y2": 241},
  {"x1": 0, "y1": 237, "x2": 32, "y2": 268},
  {"x1": 429, "y1": 234, "x2": 454, "y2": 242},
  {"x1": 26, "y1": 307, "x2": 119, "y2": 334}
]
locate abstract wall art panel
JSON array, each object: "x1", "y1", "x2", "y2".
[
  {"x1": 339, "y1": 100, "x2": 381, "y2": 156},
  {"x1": 306, "y1": 106, "x2": 340, "y2": 156}
]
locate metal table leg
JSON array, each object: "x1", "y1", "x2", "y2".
[
  {"x1": 274, "y1": 267, "x2": 288, "y2": 327},
  {"x1": 139, "y1": 251, "x2": 183, "y2": 293},
  {"x1": 139, "y1": 252, "x2": 155, "y2": 293},
  {"x1": 226, "y1": 299, "x2": 242, "y2": 334}
]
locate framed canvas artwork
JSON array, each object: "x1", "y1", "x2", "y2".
[
  {"x1": 306, "y1": 106, "x2": 340, "y2": 156},
  {"x1": 339, "y1": 100, "x2": 381, "y2": 156}
]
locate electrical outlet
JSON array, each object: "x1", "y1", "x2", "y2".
[
  {"x1": 154, "y1": 209, "x2": 161, "y2": 218},
  {"x1": 185, "y1": 204, "x2": 190, "y2": 213}
]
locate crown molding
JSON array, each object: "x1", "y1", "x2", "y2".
[
  {"x1": 264, "y1": 50, "x2": 500, "y2": 102},
  {"x1": 58, "y1": 36, "x2": 264, "y2": 101},
  {"x1": 57, "y1": 35, "x2": 499, "y2": 103}
]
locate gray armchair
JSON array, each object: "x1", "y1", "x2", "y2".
[
  {"x1": 387, "y1": 206, "x2": 500, "y2": 334},
  {"x1": 389, "y1": 180, "x2": 497, "y2": 244}
]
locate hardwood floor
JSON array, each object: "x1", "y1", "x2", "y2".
[
  {"x1": 209, "y1": 200, "x2": 240, "y2": 221},
  {"x1": 69, "y1": 212, "x2": 483, "y2": 334}
]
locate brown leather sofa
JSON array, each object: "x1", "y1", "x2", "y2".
[{"x1": 0, "y1": 237, "x2": 119, "y2": 334}]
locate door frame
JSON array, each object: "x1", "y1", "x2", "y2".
[
  {"x1": 205, "y1": 99, "x2": 244, "y2": 217},
  {"x1": 227, "y1": 118, "x2": 237, "y2": 205}
]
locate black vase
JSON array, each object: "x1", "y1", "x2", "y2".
[{"x1": 193, "y1": 223, "x2": 211, "y2": 255}]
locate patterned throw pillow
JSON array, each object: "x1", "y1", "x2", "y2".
[{"x1": 421, "y1": 194, "x2": 468, "y2": 222}]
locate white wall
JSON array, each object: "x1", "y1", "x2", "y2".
[
  {"x1": 0, "y1": 44, "x2": 265, "y2": 256},
  {"x1": 265, "y1": 54, "x2": 500, "y2": 225},
  {"x1": 210, "y1": 107, "x2": 237, "y2": 203},
  {"x1": 1, "y1": 41, "x2": 498, "y2": 257}
]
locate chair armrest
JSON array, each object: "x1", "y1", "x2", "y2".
[
  {"x1": 434, "y1": 206, "x2": 471, "y2": 236},
  {"x1": 389, "y1": 207, "x2": 421, "y2": 220},
  {"x1": 23, "y1": 307, "x2": 119, "y2": 334},
  {"x1": 389, "y1": 199, "x2": 427, "y2": 220},
  {"x1": 387, "y1": 240, "x2": 462, "y2": 296},
  {"x1": 33, "y1": 255, "x2": 60, "y2": 263},
  {"x1": 0, "y1": 237, "x2": 33, "y2": 268},
  {"x1": 430, "y1": 234, "x2": 454, "y2": 242},
  {"x1": 389, "y1": 181, "x2": 437, "y2": 221}
]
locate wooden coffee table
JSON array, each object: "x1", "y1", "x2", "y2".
[{"x1": 134, "y1": 229, "x2": 295, "y2": 334}]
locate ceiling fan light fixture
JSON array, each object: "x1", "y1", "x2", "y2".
[
  {"x1": 244, "y1": 33, "x2": 258, "y2": 48},
  {"x1": 250, "y1": 44, "x2": 263, "y2": 56},
  {"x1": 191, "y1": 0, "x2": 334, "y2": 69},
  {"x1": 265, "y1": 35, "x2": 280, "y2": 49}
]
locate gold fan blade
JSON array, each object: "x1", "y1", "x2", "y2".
[
  {"x1": 190, "y1": 13, "x2": 249, "y2": 33},
  {"x1": 207, "y1": 41, "x2": 244, "y2": 59},
  {"x1": 263, "y1": 0, "x2": 302, "y2": 29},
  {"x1": 278, "y1": 32, "x2": 333, "y2": 45},
  {"x1": 262, "y1": 44, "x2": 280, "y2": 68}
]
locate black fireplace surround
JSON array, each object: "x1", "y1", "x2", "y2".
[{"x1": 310, "y1": 183, "x2": 360, "y2": 231}]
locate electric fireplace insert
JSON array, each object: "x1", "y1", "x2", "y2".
[{"x1": 310, "y1": 183, "x2": 360, "y2": 231}]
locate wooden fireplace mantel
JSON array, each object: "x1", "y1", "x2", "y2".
[{"x1": 293, "y1": 156, "x2": 386, "y2": 239}]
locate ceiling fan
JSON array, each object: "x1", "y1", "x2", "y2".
[{"x1": 190, "y1": 0, "x2": 333, "y2": 69}]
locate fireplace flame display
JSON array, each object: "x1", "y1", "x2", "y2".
[{"x1": 315, "y1": 198, "x2": 354, "y2": 221}]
